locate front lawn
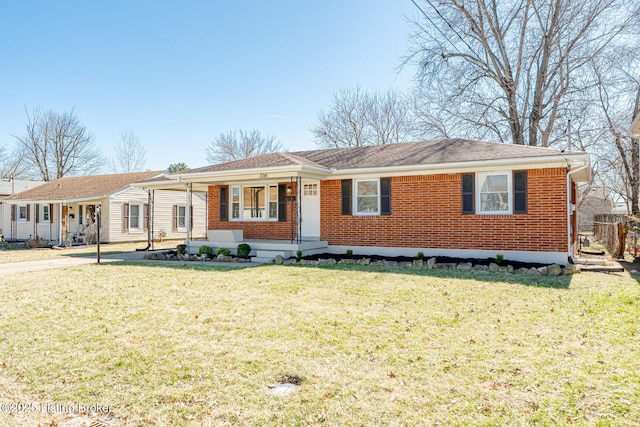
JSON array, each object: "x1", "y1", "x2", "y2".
[{"x1": 0, "y1": 264, "x2": 638, "y2": 426}]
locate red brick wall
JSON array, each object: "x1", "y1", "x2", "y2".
[
  {"x1": 320, "y1": 168, "x2": 569, "y2": 252},
  {"x1": 207, "y1": 183, "x2": 298, "y2": 240}
]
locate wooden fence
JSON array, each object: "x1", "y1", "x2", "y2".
[{"x1": 593, "y1": 214, "x2": 640, "y2": 258}]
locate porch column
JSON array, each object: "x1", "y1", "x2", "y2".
[{"x1": 58, "y1": 202, "x2": 63, "y2": 246}]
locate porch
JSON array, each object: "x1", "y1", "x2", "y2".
[{"x1": 187, "y1": 238, "x2": 328, "y2": 263}]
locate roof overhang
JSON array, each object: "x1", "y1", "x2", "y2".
[
  {"x1": 2, "y1": 195, "x2": 107, "y2": 204},
  {"x1": 132, "y1": 152, "x2": 591, "y2": 191}
]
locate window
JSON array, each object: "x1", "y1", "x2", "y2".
[
  {"x1": 18, "y1": 206, "x2": 27, "y2": 222},
  {"x1": 355, "y1": 180, "x2": 379, "y2": 214},
  {"x1": 303, "y1": 183, "x2": 318, "y2": 196},
  {"x1": 477, "y1": 173, "x2": 511, "y2": 214},
  {"x1": 41, "y1": 204, "x2": 50, "y2": 222},
  {"x1": 268, "y1": 185, "x2": 278, "y2": 219},
  {"x1": 230, "y1": 185, "x2": 280, "y2": 221},
  {"x1": 177, "y1": 206, "x2": 186, "y2": 229},
  {"x1": 130, "y1": 204, "x2": 141, "y2": 229},
  {"x1": 231, "y1": 187, "x2": 240, "y2": 219}
]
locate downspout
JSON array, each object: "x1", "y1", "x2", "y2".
[{"x1": 567, "y1": 163, "x2": 589, "y2": 262}]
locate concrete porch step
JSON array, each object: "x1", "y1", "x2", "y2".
[{"x1": 251, "y1": 257, "x2": 274, "y2": 264}]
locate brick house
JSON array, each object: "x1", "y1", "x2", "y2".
[{"x1": 140, "y1": 139, "x2": 590, "y2": 265}]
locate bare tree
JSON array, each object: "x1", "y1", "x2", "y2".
[
  {"x1": 0, "y1": 144, "x2": 28, "y2": 179},
  {"x1": 108, "y1": 131, "x2": 147, "y2": 173},
  {"x1": 405, "y1": 0, "x2": 640, "y2": 147},
  {"x1": 206, "y1": 130, "x2": 283, "y2": 164},
  {"x1": 311, "y1": 86, "x2": 416, "y2": 148},
  {"x1": 12, "y1": 108, "x2": 103, "y2": 180}
]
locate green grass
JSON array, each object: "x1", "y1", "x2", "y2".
[{"x1": 0, "y1": 264, "x2": 638, "y2": 426}]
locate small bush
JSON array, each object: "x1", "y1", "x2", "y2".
[
  {"x1": 417, "y1": 251, "x2": 425, "y2": 260},
  {"x1": 346, "y1": 249, "x2": 353, "y2": 258},
  {"x1": 237, "y1": 243, "x2": 251, "y2": 258},
  {"x1": 216, "y1": 247, "x2": 231, "y2": 256},
  {"x1": 198, "y1": 245, "x2": 214, "y2": 256},
  {"x1": 176, "y1": 244, "x2": 187, "y2": 255},
  {"x1": 26, "y1": 238, "x2": 49, "y2": 249},
  {"x1": 495, "y1": 254, "x2": 504, "y2": 265},
  {"x1": 296, "y1": 250, "x2": 303, "y2": 259}
]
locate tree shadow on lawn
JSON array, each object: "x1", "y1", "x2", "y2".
[{"x1": 289, "y1": 263, "x2": 573, "y2": 289}]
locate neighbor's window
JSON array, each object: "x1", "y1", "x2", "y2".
[
  {"x1": 41, "y1": 205, "x2": 50, "y2": 222},
  {"x1": 18, "y1": 206, "x2": 27, "y2": 222},
  {"x1": 177, "y1": 206, "x2": 186, "y2": 229},
  {"x1": 130, "y1": 204, "x2": 141, "y2": 229},
  {"x1": 231, "y1": 187, "x2": 240, "y2": 219},
  {"x1": 355, "y1": 180, "x2": 379, "y2": 214},
  {"x1": 478, "y1": 173, "x2": 511, "y2": 214}
]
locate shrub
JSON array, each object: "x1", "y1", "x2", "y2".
[
  {"x1": 198, "y1": 245, "x2": 214, "y2": 256},
  {"x1": 237, "y1": 243, "x2": 251, "y2": 258},
  {"x1": 417, "y1": 251, "x2": 425, "y2": 260},
  {"x1": 296, "y1": 250, "x2": 303, "y2": 259},
  {"x1": 346, "y1": 249, "x2": 353, "y2": 258},
  {"x1": 216, "y1": 247, "x2": 231, "y2": 256},
  {"x1": 176, "y1": 244, "x2": 187, "y2": 255},
  {"x1": 495, "y1": 254, "x2": 504, "y2": 265}
]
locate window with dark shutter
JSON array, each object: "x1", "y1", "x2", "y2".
[
  {"x1": 35, "y1": 203, "x2": 40, "y2": 223},
  {"x1": 49, "y1": 204, "x2": 54, "y2": 223},
  {"x1": 513, "y1": 171, "x2": 527, "y2": 214},
  {"x1": 278, "y1": 184, "x2": 287, "y2": 222},
  {"x1": 220, "y1": 186, "x2": 228, "y2": 222},
  {"x1": 172, "y1": 205, "x2": 178, "y2": 231},
  {"x1": 143, "y1": 203, "x2": 149, "y2": 231},
  {"x1": 341, "y1": 179, "x2": 352, "y2": 215},
  {"x1": 10, "y1": 205, "x2": 16, "y2": 221},
  {"x1": 26, "y1": 204, "x2": 31, "y2": 222},
  {"x1": 123, "y1": 203, "x2": 129, "y2": 232},
  {"x1": 462, "y1": 174, "x2": 475, "y2": 214},
  {"x1": 380, "y1": 178, "x2": 391, "y2": 215}
]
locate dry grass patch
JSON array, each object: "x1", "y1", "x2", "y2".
[
  {"x1": 0, "y1": 240, "x2": 182, "y2": 264},
  {"x1": 0, "y1": 264, "x2": 638, "y2": 426}
]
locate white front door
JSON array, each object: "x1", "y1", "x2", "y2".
[{"x1": 300, "y1": 179, "x2": 320, "y2": 241}]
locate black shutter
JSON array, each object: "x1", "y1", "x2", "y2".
[
  {"x1": 26, "y1": 204, "x2": 31, "y2": 221},
  {"x1": 190, "y1": 205, "x2": 194, "y2": 230},
  {"x1": 278, "y1": 184, "x2": 287, "y2": 222},
  {"x1": 220, "y1": 186, "x2": 228, "y2": 222},
  {"x1": 172, "y1": 205, "x2": 178, "y2": 231},
  {"x1": 341, "y1": 179, "x2": 352, "y2": 215},
  {"x1": 380, "y1": 178, "x2": 391, "y2": 215},
  {"x1": 49, "y1": 204, "x2": 54, "y2": 223},
  {"x1": 462, "y1": 174, "x2": 475, "y2": 214},
  {"x1": 143, "y1": 203, "x2": 149, "y2": 231},
  {"x1": 10, "y1": 205, "x2": 16, "y2": 221},
  {"x1": 35, "y1": 203, "x2": 40, "y2": 223},
  {"x1": 513, "y1": 171, "x2": 528, "y2": 214}
]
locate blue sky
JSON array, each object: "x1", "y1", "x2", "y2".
[{"x1": 0, "y1": 1, "x2": 419, "y2": 171}]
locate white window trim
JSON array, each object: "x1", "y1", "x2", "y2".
[
  {"x1": 353, "y1": 179, "x2": 380, "y2": 216},
  {"x1": 230, "y1": 183, "x2": 279, "y2": 222},
  {"x1": 17, "y1": 206, "x2": 28, "y2": 223},
  {"x1": 129, "y1": 203, "x2": 143, "y2": 232},
  {"x1": 40, "y1": 204, "x2": 50, "y2": 223},
  {"x1": 476, "y1": 172, "x2": 512, "y2": 215}
]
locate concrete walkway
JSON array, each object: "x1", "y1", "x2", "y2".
[{"x1": 1, "y1": 250, "x2": 259, "y2": 274}]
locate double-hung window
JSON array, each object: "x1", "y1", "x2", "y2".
[
  {"x1": 18, "y1": 206, "x2": 28, "y2": 222},
  {"x1": 130, "y1": 204, "x2": 141, "y2": 230},
  {"x1": 41, "y1": 204, "x2": 50, "y2": 223},
  {"x1": 355, "y1": 180, "x2": 379, "y2": 215},
  {"x1": 477, "y1": 173, "x2": 511, "y2": 214},
  {"x1": 177, "y1": 206, "x2": 186, "y2": 229}
]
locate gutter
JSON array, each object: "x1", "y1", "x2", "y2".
[{"x1": 566, "y1": 162, "x2": 590, "y2": 262}]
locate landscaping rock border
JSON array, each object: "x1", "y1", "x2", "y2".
[
  {"x1": 273, "y1": 256, "x2": 579, "y2": 276},
  {"x1": 143, "y1": 250, "x2": 251, "y2": 263}
]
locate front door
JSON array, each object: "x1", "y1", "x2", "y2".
[{"x1": 300, "y1": 179, "x2": 320, "y2": 241}]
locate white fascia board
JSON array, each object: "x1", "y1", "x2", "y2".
[
  {"x1": 3, "y1": 196, "x2": 107, "y2": 204},
  {"x1": 327, "y1": 153, "x2": 590, "y2": 181},
  {"x1": 175, "y1": 165, "x2": 331, "y2": 183}
]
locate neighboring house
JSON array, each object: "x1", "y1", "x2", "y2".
[
  {"x1": 578, "y1": 186, "x2": 613, "y2": 232},
  {"x1": 139, "y1": 139, "x2": 590, "y2": 265},
  {"x1": 2, "y1": 171, "x2": 207, "y2": 245},
  {"x1": 0, "y1": 178, "x2": 45, "y2": 239}
]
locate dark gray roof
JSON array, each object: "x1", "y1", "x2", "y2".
[{"x1": 183, "y1": 139, "x2": 576, "y2": 174}]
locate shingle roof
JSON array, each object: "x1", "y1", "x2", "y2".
[
  {"x1": 4, "y1": 171, "x2": 162, "y2": 201},
  {"x1": 182, "y1": 139, "x2": 576, "y2": 174}
]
